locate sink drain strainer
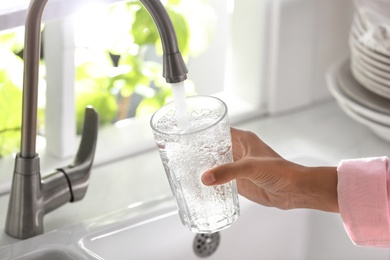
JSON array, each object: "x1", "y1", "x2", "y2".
[{"x1": 193, "y1": 232, "x2": 220, "y2": 258}]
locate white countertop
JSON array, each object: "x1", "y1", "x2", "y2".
[{"x1": 1, "y1": 100, "x2": 389, "y2": 247}]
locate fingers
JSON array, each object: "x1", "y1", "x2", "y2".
[
  {"x1": 230, "y1": 128, "x2": 280, "y2": 159},
  {"x1": 201, "y1": 170, "x2": 217, "y2": 185},
  {"x1": 201, "y1": 159, "x2": 253, "y2": 186}
]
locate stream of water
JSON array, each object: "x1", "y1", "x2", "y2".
[{"x1": 171, "y1": 81, "x2": 190, "y2": 130}]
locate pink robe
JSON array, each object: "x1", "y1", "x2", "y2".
[{"x1": 338, "y1": 156, "x2": 390, "y2": 247}]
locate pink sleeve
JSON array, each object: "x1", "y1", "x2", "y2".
[{"x1": 337, "y1": 156, "x2": 390, "y2": 247}]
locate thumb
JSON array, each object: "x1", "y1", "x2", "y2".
[{"x1": 202, "y1": 161, "x2": 248, "y2": 186}]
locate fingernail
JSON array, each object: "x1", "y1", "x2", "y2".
[{"x1": 202, "y1": 172, "x2": 216, "y2": 185}]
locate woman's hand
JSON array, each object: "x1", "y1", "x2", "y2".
[{"x1": 201, "y1": 128, "x2": 339, "y2": 212}]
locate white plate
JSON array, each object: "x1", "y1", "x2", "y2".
[
  {"x1": 351, "y1": 44, "x2": 390, "y2": 73},
  {"x1": 327, "y1": 58, "x2": 390, "y2": 143},
  {"x1": 352, "y1": 53, "x2": 390, "y2": 81},
  {"x1": 353, "y1": 11, "x2": 390, "y2": 58},
  {"x1": 350, "y1": 29, "x2": 390, "y2": 66},
  {"x1": 351, "y1": 56, "x2": 390, "y2": 87},
  {"x1": 339, "y1": 100, "x2": 390, "y2": 143},
  {"x1": 327, "y1": 58, "x2": 390, "y2": 126},
  {"x1": 350, "y1": 35, "x2": 390, "y2": 73},
  {"x1": 351, "y1": 61, "x2": 390, "y2": 98},
  {"x1": 335, "y1": 58, "x2": 390, "y2": 115}
]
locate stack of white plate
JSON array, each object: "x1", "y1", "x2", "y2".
[
  {"x1": 327, "y1": 7, "x2": 390, "y2": 142},
  {"x1": 327, "y1": 57, "x2": 390, "y2": 142},
  {"x1": 349, "y1": 12, "x2": 390, "y2": 98}
]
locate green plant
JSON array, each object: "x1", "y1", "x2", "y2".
[
  {"x1": 0, "y1": 30, "x2": 25, "y2": 158},
  {"x1": 0, "y1": 0, "x2": 215, "y2": 156},
  {"x1": 73, "y1": 0, "x2": 213, "y2": 133},
  {"x1": 0, "y1": 28, "x2": 47, "y2": 158}
]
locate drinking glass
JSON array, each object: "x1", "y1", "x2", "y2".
[{"x1": 150, "y1": 95, "x2": 240, "y2": 233}]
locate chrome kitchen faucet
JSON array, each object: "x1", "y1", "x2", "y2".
[{"x1": 5, "y1": 0, "x2": 188, "y2": 239}]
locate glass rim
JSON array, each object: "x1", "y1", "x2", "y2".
[{"x1": 150, "y1": 95, "x2": 228, "y2": 136}]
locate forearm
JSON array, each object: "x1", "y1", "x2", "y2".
[{"x1": 291, "y1": 165, "x2": 339, "y2": 213}]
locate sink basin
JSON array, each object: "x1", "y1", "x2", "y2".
[
  {"x1": 78, "y1": 195, "x2": 389, "y2": 260},
  {"x1": 0, "y1": 237, "x2": 90, "y2": 260},
  {"x1": 1, "y1": 175, "x2": 389, "y2": 259},
  {"x1": 2, "y1": 194, "x2": 387, "y2": 260},
  {"x1": 12, "y1": 247, "x2": 85, "y2": 260},
  {"x1": 80, "y1": 197, "x2": 309, "y2": 259}
]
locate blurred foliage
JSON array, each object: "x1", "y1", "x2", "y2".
[
  {"x1": 0, "y1": 0, "x2": 215, "y2": 157},
  {"x1": 0, "y1": 29, "x2": 25, "y2": 158}
]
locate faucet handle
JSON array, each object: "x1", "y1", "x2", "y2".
[{"x1": 57, "y1": 106, "x2": 99, "y2": 202}]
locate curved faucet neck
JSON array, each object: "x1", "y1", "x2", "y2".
[
  {"x1": 20, "y1": 0, "x2": 188, "y2": 158},
  {"x1": 20, "y1": 0, "x2": 49, "y2": 158}
]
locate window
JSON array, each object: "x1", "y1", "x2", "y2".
[
  {"x1": 64, "y1": 0, "x2": 266, "y2": 166},
  {"x1": 0, "y1": 0, "x2": 267, "y2": 193}
]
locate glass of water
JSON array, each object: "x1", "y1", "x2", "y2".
[{"x1": 150, "y1": 95, "x2": 240, "y2": 233}]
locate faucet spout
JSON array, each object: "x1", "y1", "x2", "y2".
[
  {"x1": 140, "y1": 0, "x2": 188, "y2": 83},
  {"x1": 5, "y1": 0, "x2": 188, "y2": 239}
]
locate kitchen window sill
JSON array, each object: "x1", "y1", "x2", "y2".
[{"x1": 0, "y1": 92, "x2": 265, "y2": 195}]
